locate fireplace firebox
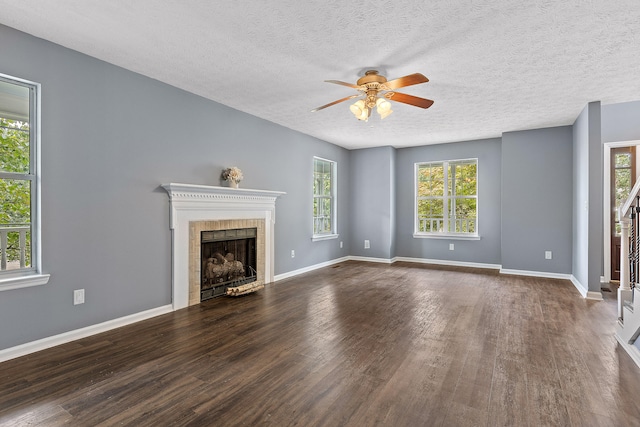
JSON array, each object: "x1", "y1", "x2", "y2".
[{"x1": 200, "y1": 227, "x2": 257, "y2": 300}]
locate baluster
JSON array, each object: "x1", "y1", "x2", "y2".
[
  {"x1": 620, "y1": 217, "x2": 632, "y2": 319},
  {"x1": 631, "y1": 211, "x2": 637, "y2": 286},
  {"x1": 20, "y1": 228, "x2": 27, "y2": 268},
  {"x1": 635, "y1": 202, "x2": 640, "y2": 289},
  {"x1": 0, "y1": 230, "x2": 7, "y2": 270}
]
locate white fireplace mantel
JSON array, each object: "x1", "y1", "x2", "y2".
[{"x1": 162, "y1": 183, "x2": 285, "y2": 310}]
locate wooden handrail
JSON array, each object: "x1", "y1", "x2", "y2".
[{"x1": 620, "y1": 178, "x2": 640, "y2": 219}]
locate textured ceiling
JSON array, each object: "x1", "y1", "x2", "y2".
[{"x1": 1, "y1": 1, "x2": 639, "y2": 149}]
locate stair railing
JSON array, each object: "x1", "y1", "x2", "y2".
[{"x1": 618, "y1": 179, "x2": 640, "y2": 320}]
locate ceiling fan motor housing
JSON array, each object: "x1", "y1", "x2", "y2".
[{"x1": 356, "y1": 70, "x2": 387, "y2": 86}]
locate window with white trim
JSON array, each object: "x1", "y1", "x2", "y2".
[
  {"x1": 415, "y1": 158, "x2": 478, "y2": 237},
  {"x1": 0, "y1": 73, "x2": 48, "y2": 290},
  {"x1": 313, "y1": 157, "x2": 337, "y2": 239}
]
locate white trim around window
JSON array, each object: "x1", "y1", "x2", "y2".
[
  {"x1": 312, "y1": 156, "x2": 338, "y2": 240},
  {"x1": 414, "y1": 158, "x2": 479, "y2": 240},
  {"x1": 0, "y1": 73, "x2": 50, "y2": 291}
]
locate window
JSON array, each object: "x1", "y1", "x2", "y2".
[
  {"x1": 313, "y1": 157, "x2": 337, "y2": 240},
  {"x1": 415, "y1": 158, "x2": 478, "y2": 238},
  {"x1": 0, "y1": 73, "x2": 48, "y2": 290},
  {"x1": 612, "y1": 147, "x2": 635, "y2": 236}
]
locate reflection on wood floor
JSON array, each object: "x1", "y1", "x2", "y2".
[{"x1": 1, "y1": 261, "x2": 640, "y2": 426}]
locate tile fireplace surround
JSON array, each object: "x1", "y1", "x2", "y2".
[{"x1": 162, "y1": 183, "x2": 285, "y2": 310}]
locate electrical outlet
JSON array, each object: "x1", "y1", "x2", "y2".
[
  {"x1": 449, "y1": 243, "x2": 455, "y2": 251},
  {"x1": 340, "y1": 241, "x2": 343, "y2": 248},
  {"x1": 545, "y1": 251, "x2": 552, "y2": 260},
  {"x1": 291, "y1": 250, "x2": 295, "y2": 258},
  {"x1": 364, "y1": 240, "x2": 370, "y2": 249},
  {"x1": 73, "y1": 289, "x2": 85, "y2": 305}
]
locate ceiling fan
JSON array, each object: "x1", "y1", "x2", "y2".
[{"x1": 311, "y1": 70, "x2": 434, "y2": 121}]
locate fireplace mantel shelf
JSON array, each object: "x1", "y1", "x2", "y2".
[{"x1": 162, "y1": 183, "x2": 286, "y2": 201}]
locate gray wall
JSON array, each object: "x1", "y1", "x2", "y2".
[
  {"x1": 602, "y1": 100, "x2": 640, "y2": 143},
  {"x1": 0, "y1": 24, "x2": 349, "y2": 350},
  {"x1": 572, "y1": 101, "x2": 603, "y2": 292},
  {"x1": 395, "y1": 138, "x2": 502, "y2": 264},
  {"x1": 501, "y1": 127, "x2": 573, "y2": 274},
  {"x1": 349, "y1": 146, "x2": 395, "y2": 259},
  {"x1": 588, "y1": 102, "x2": 603, "y2": 292},
  {"x1": 572, "y1": 106, "x2": 590, "y2": 288}
]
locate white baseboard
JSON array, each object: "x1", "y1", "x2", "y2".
[
  {"x1": 276, "y1": 256, "x2": 500, "y2": 282},
  {"x1": 274, "y1": 256, "x2": 350, "y2": 282},
  {"x1": 568, "y1": 275, "x2": 603, "y2": 300},
  {"x1": 586, "y1": 291, "x2": 604, "y2": 300},
  {"x1": 0, "y1": 305, "x2": 173, "y2": 363},
  {"x1": 397, "y1": 257, "x2": 501, "y2": 270},
  {"x1": 277, "y1": 256, "x2": 572, "y2": 281},
  {"x1": 498, "y1": 269, "x2": 602, "y2": 300},
  {"x1": 500, "y1": 268, "x2": 572, "y2": 280},
  {"x1": 348, "y1": 256, "x2": 395, "y2": 264},
  {"x1": 276, "y1": 257, "x2": 604, "y2": 302},
  {"x1": 615, "y1": 333, "x2": 640, "y2": 368}
]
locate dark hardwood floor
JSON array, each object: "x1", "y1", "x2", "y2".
[{"x1": 2, "y1": 261, "x2": 640, "y2": 426}]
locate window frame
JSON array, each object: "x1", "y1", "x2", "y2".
[
  {"x1": 312, "y1": 156, "x2": 338, "y2": 241},
  {"x1": 413, "y1": 158, "x2": 480, "y2": 240},
  {"x1": 0, "y1": 72, "x2": 49, "y2": 291}
]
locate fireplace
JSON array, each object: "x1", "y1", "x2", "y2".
[
  {"x1": 162, "y1": 183, "x2": 285, "y2": 310},
  {"x1": 200, "y1": 227, "x2": 257, "y2": 300}
]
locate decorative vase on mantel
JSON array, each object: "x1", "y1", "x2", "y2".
[{"x1": 221, "y1": 166, "x2": 243, "y2": 189}]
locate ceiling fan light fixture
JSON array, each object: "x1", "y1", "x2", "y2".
[
  {"x1": 376, "y1": 98, "x2": 393, "y2": 119},
  {"x1": 379, "y1": 108, "x2": 393, "y2": 120},
  {"x1": 350, "y1": 100, "x2": 369, "y2": 121},
  {"x1": 311, "y1": 70, "x2": 432, "y2": 122}
]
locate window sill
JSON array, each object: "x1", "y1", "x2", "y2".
[
  {"x1": 312, "y1": 233, "x2": 339, "y2": 242},
  {"x1": 413, "y1": 233, "x2": 481, "y2": 240},
  {"x1": 0, "y1": 273, "x2": 50, "y2": 291}
]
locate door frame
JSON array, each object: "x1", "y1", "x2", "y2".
[{"x1": 603, "y1": 140, "x2": 640, "y2": 284}]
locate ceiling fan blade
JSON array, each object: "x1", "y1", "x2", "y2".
[
  {"x1": 382, "y1": 73, "x2": 429, "y2": 90},
  {"x1": 311, "y1": 94, "x2": 361, "y2": 112},
  {"x1": 385, "y1": 92, "x2": 434, "y2": 109},
  {"x1": 325, "y1": 80, "x2": 361, "y2": 89}
]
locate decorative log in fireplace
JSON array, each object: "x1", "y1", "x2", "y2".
[{"x1": 200, "y1": 227, "x2": 258, "y2": 300}]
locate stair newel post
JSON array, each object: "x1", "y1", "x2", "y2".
[{"x1": 620, "y1": 214, "x2": 633, "y2": 319}]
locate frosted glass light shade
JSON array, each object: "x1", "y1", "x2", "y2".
[
  {"x1": 350, "y1": 100, "x2": 369, "y2": 121},
  {"x1": 376, "y1": 98, "x2": 393, "y2": 119}
]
